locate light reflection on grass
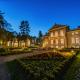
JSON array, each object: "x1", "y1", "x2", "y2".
[{"x1": 64, "y1": 51, "x2": 80, "y2": 80}]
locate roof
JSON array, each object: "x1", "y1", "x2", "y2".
[
  {"x1": 77, "y1": 26, "x2": 80, "y2": 30},
  {"x1": 68, "y1": 26, "x2": 80, "y2": 32},
  {"x1": 49, "y1": 24, "x2": 68, "y2": 31}
]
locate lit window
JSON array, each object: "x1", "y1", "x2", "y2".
[
  {"x1": 27, "y1": 39, "x2": 30, "y2": 46},
  {"x1": 61, "y1": 46, "x2": 64, "y2": 48},
  {"x1": 14, "y1": 42, "x2": 18, "y2": 47},
  {"x1": 76, "y1": 38, "x2": 79, "y2": 44},
  {"x1": 56, "y1": 46, "x2": 58, "y2": 48},
  {"x1": 51, "y1": 45, "x2": 53, "y2": 48},
  {"x1": 55, "y1": 31, "x2": 58, "y2": 37},
  {"x1": 60, "y1": 30, "x2": 64, "y2": 36},
  {"x1": 61, "y1": 39, "x2": 64, "y2": 44},
  {"x1": 49, "y1": 37, "x2": 50, "y2": 40},
  {"x1": 0, "y1": 40, "x2": 3, "y2": 45},
  {"x1": 12, "y1": 42, "x2": 14, "y2": 47},
  {"x1": 51, "y1": 40, "x2": 53, "y2": 44},
  {"x1": 43, "y1": 42, "x2": 46, "y2": 47},
  {"x1": 46, "y1": 41, "x2": 48, "y2": 44},
  {"x1": 75, "y1": 31, "x2": 78, "y2": 34},
  {"x1": 50, "y1": 32, "x2": 53, "y2": 37},
  {"x1": 21, "y1": 41, "x2": 25, "y2": 47},
  {"x1": 7, "y1": 41, "x2": 11, "y2": 46},
  {"x1": 71, "y1": 37, "x2": 75, "y2": 44},
  {"x1": 72, "y1": 32, "x2": 74, "y2": 35},
  {"x1": 72, "y1": 46, "x2": 75, "y2": 48},
  {"x1": 55, "y1": 39, "x2": 58, "y2": 44},
  {"x1": 76, "y1": 46, "x2": 79, "y2": 48}
]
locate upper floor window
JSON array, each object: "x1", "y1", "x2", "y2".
[
  {"x1": 56, "y1": 46, "x2": 58, "y2": 48},
  {"x1": 46, "y1": 41, "x2": 48, "y2": 44},
  {"x1": 76, "y1": 38, "x2": 79, "y2": 44},
  {"x1": 55, "y1": 39, "x2": 58, "y2": 44},
  {"x1": 55, "y1": 31, "x2": 58, "y2": 37},
  {"x1": 61, "y1": 46, "x2": 64, "y2": 48},
  {"x1": 60, "y1": 39, "x2": 64, "y2": 44},
  {"x1": 71, "y1": 37, "x2": 75, "y2": 44},
  {"x1": 72, "y1": 32, "x2": 74, "y2": 35},
  {"x1": 51, "y1": 40, "x2": 53, "y2": 44},
  {"x1": 49, "y1": 37, "x2": 50, "y2": 40},
  {"x1": 60, "y1": 30, "x2": 64, "y2": 36},
  {"x1": 75, "y1": 31, "x2": 78, "y2": 34},
  {"x1": 50, "y1": 32, "x2": 53, "y2": 37}
]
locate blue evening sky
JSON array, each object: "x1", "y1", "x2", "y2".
[{"x1": 0, "y1": 0, "x2": 80, "y2": 36}]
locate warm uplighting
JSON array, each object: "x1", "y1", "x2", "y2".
[
  {"x1": 53, "y1": 49, "x2": 56, "y2": 53},
  {"x1": 71, "y1": 50, "x2": 76, "y2": 55},
  {"x1": 0, "y1": 40, "x2": 2, "y2": 45},
  {"x1": 42, "y1": 41, "x2": 48, "y2": 48}
]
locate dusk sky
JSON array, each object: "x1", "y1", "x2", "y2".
[{"x1": 0, "y1": 0, "x2": 80, "y2": 36}]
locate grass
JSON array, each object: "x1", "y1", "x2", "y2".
[{"x1": 64, "y1": 51, "x2": 80, "y2": 80}]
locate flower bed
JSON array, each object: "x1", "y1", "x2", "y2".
[
  {"x1": 0, "y1": 47, "x2": 33, "y2": 56},
  {"x1": 6, "y1": 51, "x2": 75, "y2": 80},
  {"x1": 6, "y1": 50, "x2": 77, "y2": 80}
]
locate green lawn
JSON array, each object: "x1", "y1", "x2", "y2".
[{"x1": 64, "y1": 51, "x2": 80, "y2": 80}]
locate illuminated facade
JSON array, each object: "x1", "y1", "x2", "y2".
[
  {"x1": 43, "y1": 24, "x2": 80, "y2": 49},
  {"x1": 7, "y1": 38, "x2": 31, "y2": 48}
]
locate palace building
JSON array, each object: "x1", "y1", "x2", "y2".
[{"x1": 42, "y1": 24, "x2": 80, "y2": 49}]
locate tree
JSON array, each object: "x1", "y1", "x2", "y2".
[
  {"x1": 0, "y1": 11, "x2": 14, "y2": 47},
  {"x1": 0, "y1": 11, "x2": 5, "y2": 41},
  {"x1": 37, "y1": 30, "x2": 43, "y2": 45},
  {"x1": 77, "y1": 26, "x2": 80, "y2": 29},
  {"x1": 0, "y1": 11, "x2": 5, "y2": 29},
  {"x1": 19, "y1": 20, "x2": 30, "y2": 47},
  {"x1": 0, "y1": 11, "x2": 13, "y2": 31},
  {"x1": 20, "y1": 20, "x2": 30, "y2": 36},
  {"x1": 39, "y1": 31, "x2": 43, "y2": 39},
  {"x1": 4, "y1": 20, "x2": 13, "y2": 32},
  {"x1": 0, "y1": 11, "x2": 9, "y2": 46}
]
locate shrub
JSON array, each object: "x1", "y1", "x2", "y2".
[{"x1": 0, "y1": 48, "x2": 6, "y2": 52}]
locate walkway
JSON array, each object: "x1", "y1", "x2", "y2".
[{"x1": 0, "y1": 50, "x2": 50, "y2": 63}]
